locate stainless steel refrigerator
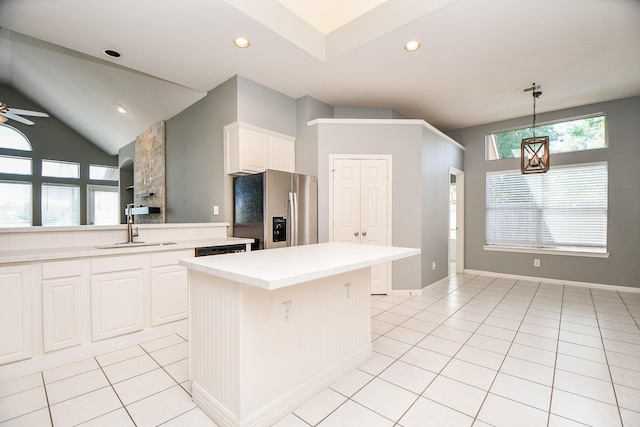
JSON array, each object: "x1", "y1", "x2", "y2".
[{"x1": 233, "y1": 169, "x2": 318, "y2": 250}]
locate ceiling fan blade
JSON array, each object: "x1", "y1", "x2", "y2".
[
  {"x1": 7, "y1": 108, "x2": 49, "y2": 117},
  {"x1": 2, "y1": 112, "x2": 35, "y2": 125}
]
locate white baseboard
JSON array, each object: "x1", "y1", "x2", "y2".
[
  {"x1": 388, "y1": 288, "x2": 423, "y2": 297},
  {"x1": 389, "y1": 275, "x2": 463, "y2": 296},
  {"x1": 463, "y1": 269, "x2": 640, "y2": 294}
]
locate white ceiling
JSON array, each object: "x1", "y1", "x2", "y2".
[{"x1": 0, "y1": 0, "x2": 639, "y2": 155}]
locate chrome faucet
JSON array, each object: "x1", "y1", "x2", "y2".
[{"x1": 126, "y1": 203, "x2": 139, "y2": 243}]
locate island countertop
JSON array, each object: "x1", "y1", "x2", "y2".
[{"x1": 179, "y1": 241, "x2": 420, "y2": 290}]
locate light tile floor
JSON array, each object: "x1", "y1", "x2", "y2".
[{"x1": 1, "y1": 273, "x2": 639, "y2": 426}]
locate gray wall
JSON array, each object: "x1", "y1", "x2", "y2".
[
  {"x1": 237, "y1": 76, "x2": 297, "y2": 136},
  {"x1": 165, "y1": 75, "x2": 300, "y2": 224},
  {"x1": 334, "y1": 107, "x2": 406, "y2": 119},
  {"x1": 421, "y1": 129, "x2": 464, "y2": 285},
  {"x1": 1, "y1": 84, "x2": 117, "y2": 225},
  {"x1": 295, "y1": 96, "x2": 334, "y2": 176},
  {"x1": 314, "y1": 122, "x2": 463, "y2": 290},
  {"x1": 447, "y1": 96, "x2": 640, "y2": 288},
  {"x1": 118, "y1": 140, "x2": 135, "y2": 223},
  {"x1": 165, "y1": 77, "x2": 238, "y2": 223}
]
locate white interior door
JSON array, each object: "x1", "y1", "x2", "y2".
[{"x1": 332, "y1": 157, "x2": 390, "y2": 294}]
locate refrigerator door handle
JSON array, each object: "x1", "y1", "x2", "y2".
[
  {"x1": 288, "y1": 192, "x2": 295, "y2": 246},
  {"x1": 292, "y1": 192, "x2": 299, "y2": 246}
]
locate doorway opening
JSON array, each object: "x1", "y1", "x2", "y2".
[{"x1": 449, "y1": 168, "x2": 464, "y2": 276}]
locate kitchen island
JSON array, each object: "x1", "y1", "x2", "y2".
[{"x1": 180, "y1": 242, "x2": 419, "y2": 427}]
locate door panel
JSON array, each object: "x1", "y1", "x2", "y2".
[
  {"x1": 332, "y1": 157, "x2": 390, "y2": 294},
  {"x1": 265, "y1": 170, "x2": 292, "y2": 249},
  {"x1": 295, "y1": 174, "x2": 318, "y2": 245},
  {"x1": 333, "y1": 160, "x2": 361, "y2": 243},
  {"x1": 360, "y1": 159, "x2": 388, "y2": 294}
]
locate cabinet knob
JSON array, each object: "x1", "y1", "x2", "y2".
[
  {"x1": 362, "y1": 231, "x2": 367, "y2": 237},
  {"x1": 354, "y1": 231, "x2": 359, "y2": 237}
]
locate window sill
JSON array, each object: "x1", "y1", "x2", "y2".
[{"x1": 483, "y1": 245, "x2": 610, "y2": 259}]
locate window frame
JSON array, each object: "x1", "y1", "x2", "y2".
[
  {"x1": 484, "y1": 161, "x2": 609, "y2": 258},
  {"x1": 485, "y1": 112, "x2": 608, "y2": 161},
  {"x1": 42, "y1": 159, "x2": 81, "y2": 179},
  {"x1": 0, "y1": 124, "x2": 33, "y2": 151},
  {"x1": 0, "y1": 154, "x2": 33, "y2": 175},
  {"x1": 41, "y1": 182, "x2": 81, "y2": 227},
  {"x1": 0, "y1": 180, "x2": 33, "y2": 228},
  {"x1": 87, "y1": 184, "x2": 120, "y2": 225},
  {"x1": 0, "y1": 123, "x2": 120, "y2": 226},
  {"x1": 89, "y1": 164, "x2": 119, "y2": 181}
]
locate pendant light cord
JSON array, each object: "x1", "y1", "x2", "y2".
[
  {"x1": 530, "y1": 82, "x2": 542, "y2": 138},
  {"x1": 532, "y1": 83, "x2": 537, "y2": 137}
]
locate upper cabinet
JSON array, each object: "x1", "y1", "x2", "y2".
[{"x1": 225, "y1": 122, "x2": 295, "y2": 175}]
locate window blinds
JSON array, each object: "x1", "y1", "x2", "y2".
[
  {"x1": 42, "y1": 183, "x2": 80, "y2": 226},
  {"x1": 486, "y1": 162, "x2": 608, "y2": 251}
]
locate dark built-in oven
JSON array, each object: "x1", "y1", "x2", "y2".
[{"x1": 194, "y1": 244, "x2": 247, "y2": 257}]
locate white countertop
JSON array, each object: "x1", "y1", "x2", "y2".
[
  {"x1": 179, "y1": 242, "x2": 420, "y2": 290},
  {"x1": 0, "y1": 237, "x2": 253, "y2": 264}
]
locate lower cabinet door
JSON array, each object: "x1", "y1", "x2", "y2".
[
  {"x1": 0, "y1": 265, "x2": 32, "y2": 364},
  {"x1": 91, "y1": 270, "x2": 144, "y2": 341},
  {"x1": 150, "y1": 265, "x2": 188, "y2": 326},
  {"x1": 43, "y1": 276, "x2": 83, "y2": 352}
]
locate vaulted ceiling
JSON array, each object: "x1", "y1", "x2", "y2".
[{"x1": 1, "y1": 0, "x2": 639, "y2": 155}]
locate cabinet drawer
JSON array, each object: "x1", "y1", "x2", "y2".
[
  {"x1": 91, "y1": 255, "x2": 144, "y2": 274},
  {"x1": 42, "y1": 260, "x2": 83, "y2": 279},
  {"x1": 150, "y1": 250, "x2": 193, "y2": 268}
]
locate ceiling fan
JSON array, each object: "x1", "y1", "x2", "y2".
[{"x1": 0, "y1": 101, "x2": 49, "y2": 126}]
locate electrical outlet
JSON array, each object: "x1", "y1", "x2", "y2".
[
  {"x1": 213, "y1": 205, "x2": 219, "y2": 215},
  {"x1": 534, "y1": 259, "x2": 540, "y2": 267},
  {"x1": 432, "y1": 261, "x2": 436, "y2": 271},
  {"x1": 344, "y1": 283, "x2": 351, "y2": 299},
  {"x1": 281, "y1": 301, "x2": 292, "y2": 322}
]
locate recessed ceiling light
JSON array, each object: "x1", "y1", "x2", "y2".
[
  {"x1": 233, "y1": 38, "x2": 250, "y2": 48},
  {"x1": 117, "y1": 105, "x2": 128, "y2": 114},
  {"x1": 103, "y1": 49, "x2": 121, "y2": 58},
  {"x1": 404, "y1": 41, "x2": 421, "y2": 52}
]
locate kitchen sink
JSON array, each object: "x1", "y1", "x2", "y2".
[{"x1": 95, "y1": 241, "x2": 177, "y2": 249}]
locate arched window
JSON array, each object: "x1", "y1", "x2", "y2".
[
  {"x1": 0, "y1": 124, "x2": 33, "y2": 227},
  {"x1": 0, "y1": 124, "x2": 33, "y2": 151}
]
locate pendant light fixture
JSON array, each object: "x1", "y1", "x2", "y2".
[{"x1": 521, "y1": 83, "x2": 549, "y2": 174}]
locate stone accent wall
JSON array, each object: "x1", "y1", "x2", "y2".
[{"x1": 134, "y1": 121, "x2": 166, "y2": 224}]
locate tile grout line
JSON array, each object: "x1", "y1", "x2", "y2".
[
  {"x1": 96, "y1": 355, "x2": 139, "y2": 427},
  {"x1": 42, "y1": 371, "x2": 54, "y2": 427},
  {"x1": 591, "y1": 287, "x2": 625, "y2": 426},
  {"x1": 545, "y1": 282, "x2": 565, "y2": 427}
]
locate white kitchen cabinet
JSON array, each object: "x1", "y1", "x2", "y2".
[
  {"x1": 269, "y1": 134, "x2": 295, "y2": 173},
  {"x1": 90, "y1": 255, "x2": 144, "y2": 341},
  {"x1": 225, "y1": 122, "x2": 295, "y2": 175},
  {"x1": 150, "y1": 250, "x2": 191, "y2": 326},
  {"x1": 42, "y1": 260, "x2": 84, "y2": 352},
  {"x1": 0, "y1": 265, "x2": 31, "y2": 365}
]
